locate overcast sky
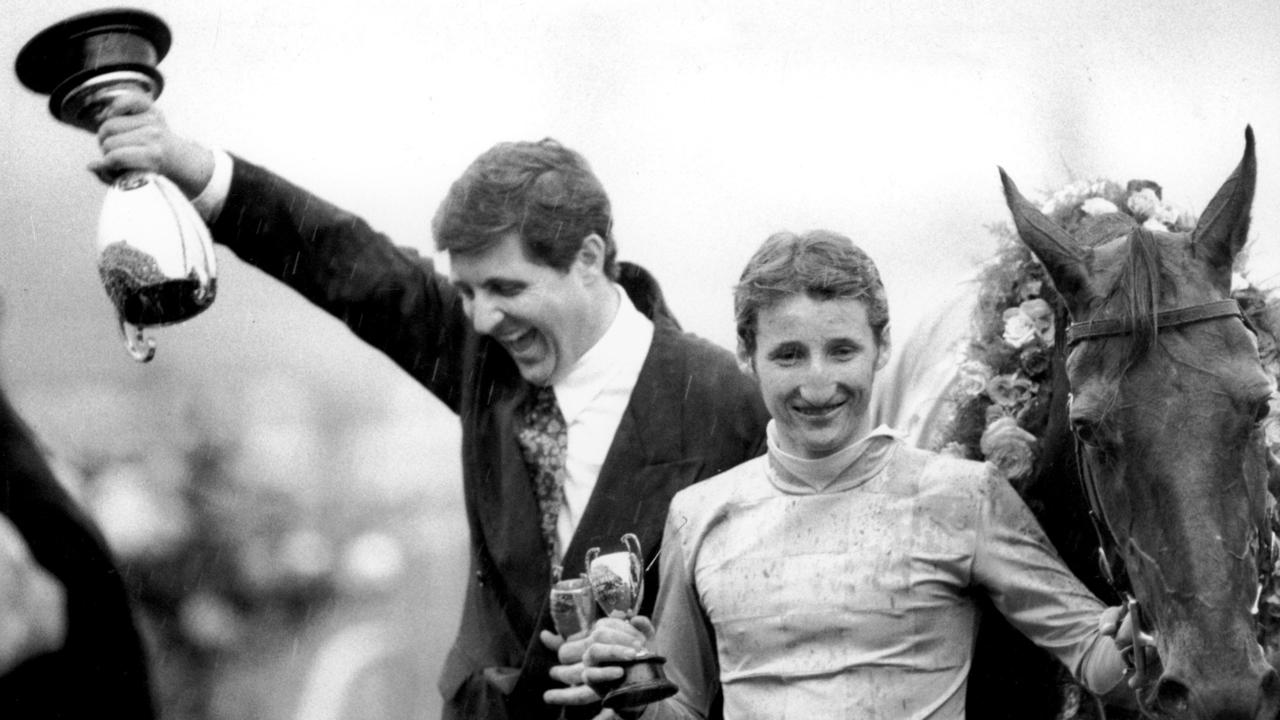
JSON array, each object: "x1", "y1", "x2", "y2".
[{"x1": 4, "y1": 0, "x2": 1279, "y2": 408}]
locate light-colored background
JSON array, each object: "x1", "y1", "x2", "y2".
[{"x1": 3, "y1": 2, "x2": 1279, "y2": 718}]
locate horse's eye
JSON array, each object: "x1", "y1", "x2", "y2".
[{"x1": 1071, "y1": 417, "x2": 1101, "y2": 446}]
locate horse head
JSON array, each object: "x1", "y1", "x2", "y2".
[{"x1": 1000, "y1": 127, "x2": 1280, "y2": 720}]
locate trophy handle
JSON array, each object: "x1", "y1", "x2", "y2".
[
  {"x1": 585, "y1": 547, "x2": 599, "y2": 569},
  {"x1": 622, "y1": 533, "x2": 644, "y2": 615},
  {"x1": 622, "y1": 533, "x2": 643, "y2": 579}
]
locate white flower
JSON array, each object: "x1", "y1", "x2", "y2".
[
  {"x1": 1126, "y1": 188, "x2": 1160, "y2": 218},
  {"x1": 980, "y1": 416, "x2": 1038, "y2": 482},
  {"x1": 1081, "y1": 197, "x2": 1120, "y2": 216},
  {"x1": 1142, "y1": 217, "x2": 1169, "y2": 232},
  {"x1": 1064, "y1": 180, "x2": 1094, "y2": 199},
  {"x1": 1153, "y1": 203, "x2": 1182, "y2": 227},
  {"x1": 1002, "y1": 307, "x2": 1039, "y2": 348},
  {"x1": 1018, "y1": 298, "x2": 1055, "y2": 346},
  {"x1": 1264, "y1": 415, "x2": 1280, "y2": 453},
  {"x1": 955, "y1": 360, "x2": 995, "y2": 397},
  {"x1": 1042, "y1": 181, "x2": 1090, "y2": 215}
]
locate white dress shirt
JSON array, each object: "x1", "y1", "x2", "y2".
[
  {"x1": 190, "y1": 148, "x2": 233, "y2": 222},
  {"x1": 550, "y1": 286, "x2": 654, "y2": 561}
]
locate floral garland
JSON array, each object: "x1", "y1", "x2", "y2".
[
  {"x1": 931, "y1": 175, "x2": 1280, "y2": 712},
  {"x1": 938, "y1": 177, "x2": 1280, "y2": 486}
]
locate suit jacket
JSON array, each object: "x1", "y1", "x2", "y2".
[
  {"x1": 213, "y1": 158, "x2": 770, "y2": 719},
  {"x1": 0, "y1": 390, "x2": 155, "y2": 719}
]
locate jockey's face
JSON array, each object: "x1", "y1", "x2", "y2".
[{"x1": 749, "y1": 294, "x2": 889, "y2": 459}]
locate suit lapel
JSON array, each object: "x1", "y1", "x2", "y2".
[
  {"x1": 469, "y1": 349, "x2": 557, "y2": 618},
  {"x1": 560, "y1": 321, "x2": 704, "y2": 579}
]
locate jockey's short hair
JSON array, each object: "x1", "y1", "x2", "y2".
[
  {"x1": 734, "y1": 229, "x2": 890, "y2": 359},
  {"x1": 432, "y1": 138, "x2": 618, "y2": 279}
]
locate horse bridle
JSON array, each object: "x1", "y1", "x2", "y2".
[
  {"x1": 1065, "y1": 298, "x2": 1247, "y2": 346},
  {"x1": 1066, "y1": 298, "x2": 1262, "y2": 704}
]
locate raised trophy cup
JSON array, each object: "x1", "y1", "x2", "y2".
[
  {"x1": 16, "y1": 9, "x2": 217, "y2": 363},
  {"x1": 585, "y1": 533, "x2": 678, "y2": 712}
]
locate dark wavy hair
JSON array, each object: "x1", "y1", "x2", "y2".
[
  {"x1": 432, "y1": 138, "x2": 618, "y2": 278},
  {"x1": 734, "y1": 230, "x2": 890, "y2": 358}
]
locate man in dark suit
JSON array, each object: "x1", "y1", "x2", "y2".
[{"x1": 94, "y1": 94, "x2": 769, "y2": 719}]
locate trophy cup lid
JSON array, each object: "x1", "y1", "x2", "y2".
[{"x1": 16, "y1": 8, "x2": 170, "y2": 124}]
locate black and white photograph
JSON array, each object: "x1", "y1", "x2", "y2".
[{"x1": 3, "y1": 2, "x2": 1280, "y2": 719}]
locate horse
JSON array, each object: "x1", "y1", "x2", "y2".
[{"x1": 878, "y1": 127, "x2": 1280, "y2": 719}]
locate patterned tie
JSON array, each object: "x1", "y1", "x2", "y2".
[{"x1": 516, "y1": 385, "x2": 568, "y2": 565}]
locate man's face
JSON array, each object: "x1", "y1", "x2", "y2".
[
  {"x1": 749, "y1": 294, "x2": 889, "y2": 459},
  {"x1": 449, "y1": 232, "x2": 598, "y2": 386}
]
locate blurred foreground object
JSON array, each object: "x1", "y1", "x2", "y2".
[
  {"x1": 0, "y1": 515, "x2": 64, "y2": 675},
  {"x1": 15, "y1": 8, "x2": 216, "y2": 362},
  {"x1": 0, "y1": 386, "x2": 155, "y2": 718}
]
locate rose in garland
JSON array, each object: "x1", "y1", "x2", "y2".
[
  {"x1": 954, "y1": 360, "x2": 995, "y2": 398},
  {"x1": 1019, "y1": 345, "x2": 1051, "y2": 380},
  {"x1": 979, "y1": 416, "x2": 1038, "y2": 484},
  {"x1": 1001, "y1": 307, "x2": 1039, "y2": 348},
  {"x1": 985, "y1": 374, "x2": 1035, "y2": 409},
  {"x1": 1081, "y1": 197, "x2": 1119, "y2": 216},
  {"x1": 941, "y1": 175, "x2": 1202, "y2": 467}
]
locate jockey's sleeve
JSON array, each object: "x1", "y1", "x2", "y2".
[{"x1": 971, "y1": 469, "x2": 1127, "y2": 697}]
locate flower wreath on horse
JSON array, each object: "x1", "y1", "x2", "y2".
[{"x1": 873, "y1": 137, "x2": 1280, "y2": 718}]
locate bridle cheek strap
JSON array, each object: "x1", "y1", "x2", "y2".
[{"x1": 1072, "y1": 436, "x2": 1128, "y2": 593}]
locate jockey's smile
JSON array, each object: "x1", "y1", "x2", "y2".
[{"x1": 750, "y1": 294, "x2": 890, "y2": 459}]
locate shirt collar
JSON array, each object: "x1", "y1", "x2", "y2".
[
  {"x1": 553, "y1": 284, "x2": 654, "y2": 424},
  {"x1": 766, "y1": 421, "x2": 903, "y2": 494}
]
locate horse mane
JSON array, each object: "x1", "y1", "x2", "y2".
[
  {"x1": 1110, "y1": 226, "x2": 1163, "y2": 364},
  {"x1": 1085, "y1": 221, "x2": 1165, "y2": 368}
]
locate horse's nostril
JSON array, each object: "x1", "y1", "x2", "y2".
[
  {"x1": 1153, "y1": 676, "x2": 1193, "y2": 715},
  {"x1": 1262, "y1": 668, "x2": 1280, "y2": 716},
  {"x1": 1152, "y1": 669, "x2": 1280, "y2": 720}
]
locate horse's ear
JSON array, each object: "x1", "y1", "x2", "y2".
[
  {"x1": 999, "y1": 167, "x2": 1091, "y2": 307},
  {"x1": 1193, "y1": 125, "x2": 1256, "y2": 279}
]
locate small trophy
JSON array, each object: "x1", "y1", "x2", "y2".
[
  {"x1": 16, "y1": 9, "x2": 217, "y2": 362},
  {"x1": 549, "y1": 569, "x2": 597, "y2": 639},
  {"x1": 584, "y1": 533, "x2": 678, "y2": 711}
]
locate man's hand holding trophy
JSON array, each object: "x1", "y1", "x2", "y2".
[
  {"x1": 16, "y1": 8, "x2": 218, "y2": 363},
  {"x1": 544, "y1": 533, "x2": 677, "y2": 716}
]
